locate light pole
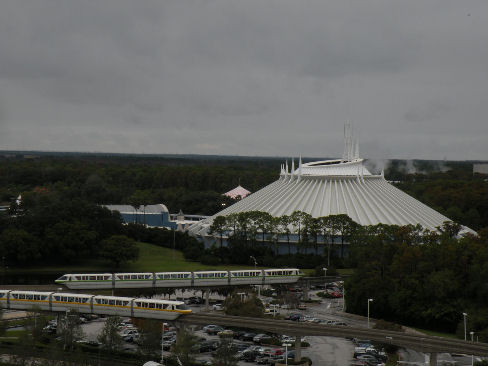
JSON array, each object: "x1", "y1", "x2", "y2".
[
  {"x1": 463, "y1": 312, "x2": 468, "y2": 341},
  {"x1": 161, "y1": 322, "x2": 165, "y2": 366},
  {"x1": 322, "y1": 267, "x2": 327, "y2": 291},
  {"x1": 270, "y1": 304, "x2": 279, "y2": 317},
  {"x1": 250, "y1": 256, "x2": 260, "y2": 297},
  {"x1": 282, "y1": 343, "x2": 292, "y2": 366},
  {"x1": 470, "y1": 331, "x2": 474, "y2": 366},
  {"x1": 367, "y1": 298, "x2": 373, "y2": 329}
]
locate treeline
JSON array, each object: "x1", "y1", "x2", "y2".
[
  {"x1": 345, "y1": 224, "x2": 488, "y2": 340},
  {"x1": 0, "y1": 190, "x2": 198, "y2": 268},
  {"x1": 0, "y1": 156, "x2": 278, "y2": 215}
]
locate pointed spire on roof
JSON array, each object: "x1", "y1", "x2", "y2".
[{"x1": 291, "y1": 158, "x2": 295, "y2": 175}]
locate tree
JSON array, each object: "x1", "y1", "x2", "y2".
[
  {"x1": 278, "y1": 215, "x2": 292, "y2": 254},
  {"x1": 45, "y1": 221, "x2": 98, "y2": 263},
  {"x1": 138, "y1": 319, "x2": 162, "y2": 356},
  {"x1": 209, "y1": 215, "x2": 227, "y2": 249},
  {"x1": 212, "y1": 338, "x2": 238, "y2": 366},
  {"x1": 0, "y1": 228, "x2": 41, "y2": 265},
  {"x1": 224, "y1": 292, "x2": 264, "y2": 317},
  {"x1": 98, "y1": 316, "x2": 123, "y2": 352},
  {"x1": 99, "y1": 235, "x2": 139, "y2": 268},
  {"x1": 57, "y1": 310, "x2": 84, "y2": 350},
  {"x1": 172, "y1": 327, "x2": 198, "y2": 366}
]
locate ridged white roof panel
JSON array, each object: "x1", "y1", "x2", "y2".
[{"x1": 188, "y1": 175, "x2": 460, "y2": 236}]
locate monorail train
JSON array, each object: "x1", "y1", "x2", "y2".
[
  {"x1": 0, "y1": 290, "x2": 190, "y2": 320},
  {"x1": 56, "y1": 268, "x2": 303, "y2": 290}
]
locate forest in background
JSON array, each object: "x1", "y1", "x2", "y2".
[{"x1": 0, "y1": 152, "x2": 487, "y2": 230}]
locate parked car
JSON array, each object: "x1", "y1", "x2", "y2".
[
  {"x1": 253, "y1": 334, "x2": 273, "y2": 344},
  {"x1": 297, "y1": 304, "x2": 307, "y2": 310},
  {"x1": 203, "y1": 325, "x2": 224, "y2": 335},
  {"x1": 355, "y1": 354, "x2": 383, "y2": 366},
  {"x1": 217, "y1": 329, "x2": 234, "y2": 338},
  {"x1": 237, "y1": 350, "x2": 259, "y2": 362},
  {"x1": 212, "y1": 303, "x2": 224, "y2": 311},
  {"x1": 255, "y1": 355, "x2": 272, "y2": 364},
  {"x1": 198, "y1": 340, "x2": 219, "y2": 353},
  {"x1": 288, "y1": 313, "x2": 302, "y2": 321},
  {"x1": 240, "y1": 332, "x2": 256, "y2": 341}
]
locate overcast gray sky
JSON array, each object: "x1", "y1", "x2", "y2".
[{"x1": 0, "y1": 1, "x2": 487, "y2": 160}]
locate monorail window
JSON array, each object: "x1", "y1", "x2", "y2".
[
  {"x1": 75, "y1": 276, "x2": 81, "y2": 280},
  {"x1": 136, "y1": 302, "x2": 141, "y2": 307},
  {"x1": 68, "y1": 297, "x2": 74, "y2": 302},
  {"x1": 145, "y1": 275, "x2": 151, "y2": 279},
  {"x1": 123, "y1": 301, "x2": 129, "y2": 306},
  {"x1": 34, "y1": 295, "x2": 40, "y2": 300},
  {"x1": 104, "y1": 276, "x2": 110, "y2": 280},
  {"x1": 0, "y1": 293, "x2": 4, "y2": 298},
  {"x1": 19, "y1": 294, "x2": 26, "y2": 299},
  {"x1": 131, "y1": 275, "x2": 137, "y2": 280},
  {"x1": 149, "y1": 303, "x2": 155, "y2": 309},
  {"x1": 58, "y1": 276, "x2": 67, "y2": 281},
  {"x1": 108, "y1": 300, "x2": 114, "y2": 305},
  {"x1": 26, "y1": 295, "x2": 33, "y2": 300},
  {"x1": 89, "y1": 276, "x2": 96, "y2": 280},
  {"x1": 184, "y1": 274, "x2": 189, "y2": 278},
  {"x1": 42, "y1": 296, "x2": 47, "y2": 300},
  {"x1": 176, "y1": 304, "x2": 189, "y2": 310},
  {"x1": 138, "y1": 275, "x2": 145, "y2": 280}
]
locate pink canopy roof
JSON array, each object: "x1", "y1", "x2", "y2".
[{"x1": 223, "y1": 185, "x2": 251, "y2": 199}]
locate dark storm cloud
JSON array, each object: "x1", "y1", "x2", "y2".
[{"x1": 0, "y1": 0, "x2": 487, "y2": 159}]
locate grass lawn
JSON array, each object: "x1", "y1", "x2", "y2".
[
  {"x1": 9, "y1": 242, "x2": 265, "y2": 275},
  {"x1": 124, "y1": 242, "x2": 263, "y2": 272}
]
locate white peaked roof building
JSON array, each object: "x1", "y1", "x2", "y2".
[
  {"x1": 223, "y1": 185, "x2": 251, "y2": 199},
  {"x1": 189, "y1": 125, "x2": 469, "y2": 238}
]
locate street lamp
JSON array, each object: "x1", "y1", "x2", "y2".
[
  {"x1": 470, "y1": 331, "x2": 474, "y2": 366},
  {"x1": 367, "y1": 298, "x2": 373, "y2": 329},
  {"x1": 161, "y1": 322, "x2": 165, "y2": 366},
  {"x1": 282, "y1": 343, "x2": 292, "y2": 366},
  {"x1": 322, "y1": 267, "x2": 327, "y2": 291},
  {"x1": 270, "y1": 304, "x2": 279, "y2": 317},
  {"x1": 463, "y1": 312, "x2": 468, "y2": 341}
]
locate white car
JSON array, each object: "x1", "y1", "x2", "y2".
[
  {"x1": 212, "y1": 304, "x2": 224, "y2": 311},
  {"x1": 280, "y1": 304, "x2": 291, "y2": 309}
]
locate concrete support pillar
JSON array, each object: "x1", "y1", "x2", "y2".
[
  {"x1": 429, "y1": 352, "x2": 437, "y2": 366},
  {"x1": 205, "y1": 289, "x2": 210, "y2": 311},
  {"x1": 294, "y1": 335, "x2": 302, "y2": 362}
]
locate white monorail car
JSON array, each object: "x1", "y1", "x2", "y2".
[
  {"x1": 55, "y1": 274, "x2": 113, "y2": 289},
  {"x1": 56, "y1": 268, "x2": 303, "y2": 290},
  {"x1": 263, "y1": 269, "x2": 301, "y2": 285},
  {"x1": 0, "y1": 290, "x2": 191, "y2": 320}
]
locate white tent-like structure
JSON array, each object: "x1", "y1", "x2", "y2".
[
  {"x1": 189, "y1": 125, "x2": 470, "y2": 240},
  {"x1": 223, "y1": 185, "x2": 251, "y2": 200}
]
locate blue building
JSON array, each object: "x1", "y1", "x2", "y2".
[{"x1": 103, "y1": 204, "x2": 176, "y2": 229}]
